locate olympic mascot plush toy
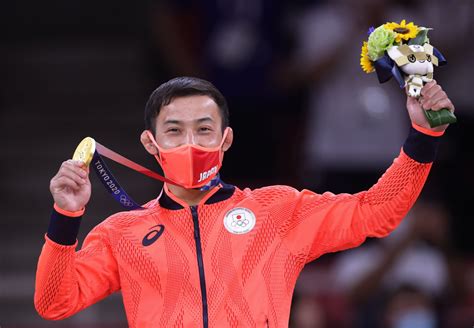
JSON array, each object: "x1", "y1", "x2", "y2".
[{"x1": 360, "y1": 20, "x2": 457, "y2": 127}]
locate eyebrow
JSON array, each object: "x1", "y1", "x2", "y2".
[
  {"x1": 196, "y1": 117, "x2": 214, "y2": 124},
  {"x1": 163, "y1": 117, "x2": 215, "y2": 125}
]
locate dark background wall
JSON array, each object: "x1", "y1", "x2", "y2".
[{"x1": 1, "y1": 0, "x2": 473, "y2": 327}]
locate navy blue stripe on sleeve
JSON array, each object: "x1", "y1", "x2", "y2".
[
  {"x1": 47, "y1": 208, "x2": 82, "y2": 245},
  {"x1": 402, "y1": 126, "x2": 440, "y2": 163}
]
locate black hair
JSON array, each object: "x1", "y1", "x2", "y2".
[{"x1": 144, "y1": 76, "x2": 230, "y2": 133}]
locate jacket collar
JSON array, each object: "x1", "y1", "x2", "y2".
[{"x1": 158, "y1": 181, "x2": 236, "y2": 210}]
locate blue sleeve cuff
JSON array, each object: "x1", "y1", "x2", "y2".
[
  {"x1": 47, "y1": 208, "x2": 82, "y2": 245},
  {"x1": 402, "y1": 126, "x2": 440, "y2": 163}
]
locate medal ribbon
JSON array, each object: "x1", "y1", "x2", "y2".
[
  {"x1": 91, "y1": 142, "x2": 177, "y2": 210},
  {"x1": 89, "y1": 141, "x2": 222, "y2": 210}
]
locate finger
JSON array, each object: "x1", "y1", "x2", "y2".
[
  {"x1": 62, "y1": 161, "x2": 88, "y2": 179},
  {"x1": 51, "y1": 175, "x2": 82, "y2": 192},
  {"x1": 60, "y1": 165, "x2": 88, "y2": 185},
  {"x1": 70, "y1": 160, "x2": 88, "y2": 169},
  {"x1": 422, "y1": 90, "x2": 447, "y2": 110},
  {"x1": 420, "y1": 79, "x2": 437, "y2": 96},
  {"x1": 63, "y1": 160, "x2": 88, "y2": 173},
  {"x1": 421, "y1": 83, "x2": 442, "y2": 99},
  {"x1": 56, "y1": 162, "x2": 88, "y2": 184},
  {"x1": 431, "y1": 98, "x2": 455, "y2": 112}
]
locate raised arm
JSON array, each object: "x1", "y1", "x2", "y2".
[
  {"x1": 281, "y1": 81, "x2": 454, "y2": 262},
  {"x1": 34, "y1": 160, "x2": 120, "y2": 320}
]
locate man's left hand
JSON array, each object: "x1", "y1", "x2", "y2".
[{"x1": 406, "y1": 80, "x2": 455, "y2": 132}]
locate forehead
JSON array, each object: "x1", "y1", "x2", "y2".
[{"x1": 156, "y1": 95, "x2": 221, "y2": 124}]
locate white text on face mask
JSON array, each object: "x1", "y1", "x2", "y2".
[{"x1": 198, "y1": 166, "x2": 218, "y2": 182}]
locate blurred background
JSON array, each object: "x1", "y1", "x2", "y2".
[{"x1": 1, "y1": 0, "x2": 473, "y2": 327}]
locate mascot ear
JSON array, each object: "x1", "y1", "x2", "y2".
[
  {"x1": 391, "y1": 64, "x2": 406, "y2": 88},
  {"x1": 374, "y1": 54, "x2": 396, "y2": 84},
  {"x1": 373, "y1": 53, "x2": 407, "y2": 89},
  {"x1": 433, "y1": 47, "x2": 447, "y2": 66}
]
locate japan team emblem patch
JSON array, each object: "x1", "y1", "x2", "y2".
[{"x1": 223, "y1": 207, "x2": 256, "y2": 234}]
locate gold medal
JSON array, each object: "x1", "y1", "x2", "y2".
[{"x1": 72, "y1": 137, "x2": 96, "y2": 166}]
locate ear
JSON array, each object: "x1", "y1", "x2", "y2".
[
  {"x1": 222, "y1": 127, "x2": 234, "y2": 152},
  {"x1": 140, "y1": 130, "x2": 159, "y2": 155}
]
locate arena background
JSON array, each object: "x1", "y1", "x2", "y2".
[{"x1": 1, "y1": 0, "x2": 473, "y2": 327}]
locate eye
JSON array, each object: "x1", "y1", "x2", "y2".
[
  {"x1": 408, "y1": 54, "x2": 416, "y2": 63},
  {"x1": 199, "y1": 126, "x2": 212, "y2": 132},
  {"x1": 166, "y1": 127, "x2": 180, "y2": 134},
  {"x1": 426, "y1": 54, "x2": 431, "y2": 62}
]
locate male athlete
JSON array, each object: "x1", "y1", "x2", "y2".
[{"x1": 35, "y1": 76, "x2": 454, "y2": 327}]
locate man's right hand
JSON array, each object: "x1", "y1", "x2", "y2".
[{"x1": 50, "y1": 160, "x2": 91, "y2": 212}]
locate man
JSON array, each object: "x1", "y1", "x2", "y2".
[{"x1": 35, "y1": 76, "x2": 454, "y2": 327}]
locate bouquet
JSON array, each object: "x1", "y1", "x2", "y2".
[{"x1": 360, "y1": 19, "x2": 456, "y2": 127}]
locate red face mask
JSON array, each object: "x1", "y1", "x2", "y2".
[{"x1": 146, "y1": 128, "x2": 229, "y2": 189}]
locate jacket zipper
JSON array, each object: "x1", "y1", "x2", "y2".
[{"x1": 191, "y1": 205, "x2": 209, "y2": 328}]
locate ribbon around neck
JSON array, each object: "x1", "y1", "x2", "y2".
[{"x1": 90, "y1": 141, "x2": 181, "y2": 210}]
